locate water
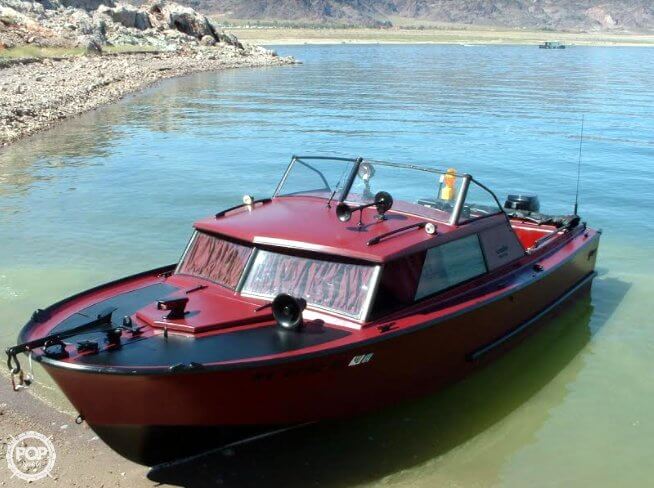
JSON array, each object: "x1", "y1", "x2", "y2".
[{"x1": 1, "y1": 45, "x2": 653, "y2": 486}]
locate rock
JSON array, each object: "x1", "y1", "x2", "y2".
[
  {"x1": 93, "y1": 16, "x2": 107, "y2": 36},
  {"x1": 98, "y1": 4, "x2": 151, "y2": 31},
  {"x1": 148, "y1": 0, "x2": 214, "y2": 40},
  {"x1": 0, "y1": 0, "x2": 250, "y2": 52},
  {"x1": 68, "y1": 9, "x2": 95, "y2": 35},
  {"x1": 199, "y1": 34, "x2": 215, "y2": 46},
  {"x1": 219, "y1": 32, "x2": 243, "y2": 49},
  {"x1": 258, "y1": 47, "x2": 277, "y2": 57},
  {"x1": 60, "y1": 0, "x2": 115, "y2": 10},
  {"x1": 82, "y1": 35, "x2": 102, "y2": 55}
]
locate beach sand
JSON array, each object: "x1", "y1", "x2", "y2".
[{"x1": 0, "y1": 376, "x2": 154, "y2": 487}]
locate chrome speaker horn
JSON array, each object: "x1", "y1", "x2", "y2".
[
  {"x1": 335, "y1": 202, "x2": 353, "y2": 222},
  {"x1": 374, "y1": 191, "x2": 394, "y2": 216},
  {"x1": 271, "y1": 293, "x2": 307, "y2": 331}
]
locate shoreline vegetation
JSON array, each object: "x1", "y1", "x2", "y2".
[{"x1": 225, "y1": 26, "x2": 654, "y2": 47}]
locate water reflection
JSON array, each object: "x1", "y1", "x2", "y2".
[
  {"x1": 149, "y1": 276, "x2": 629, "y2": 487},
  {"x1": 0, "y1": 110, "x2": 118, "y2": 198}
]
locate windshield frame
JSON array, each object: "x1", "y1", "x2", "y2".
[
  {"x1": 273, "y1": 156, "x2": 504, "y2": 225},
  {"x1": 273, "y1": 156, "x2": 360, "y2": 203}
]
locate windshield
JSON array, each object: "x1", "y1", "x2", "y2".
[
  {"x1": 347, "y1": 161, "x2": 469, "y2": 223},
  {"x1": 274, "y1": 157, "x2": 484, "y2": 224},
  {"x1": 275, "y1": 157, "x2": 356, "y2": 201},
  {"x1": 241, "y1": 249, "x2": 377, "y2": 319}
]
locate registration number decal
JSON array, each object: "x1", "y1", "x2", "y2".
[{"x1": 348, "y1": 353, "x2": 374, "y2": 367}]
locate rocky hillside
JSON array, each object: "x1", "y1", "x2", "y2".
[
  {"x1": 189, "y1": 0, "x2": 654, "y2": 32},
  {"x1": 0, "y1": 0, "x2": 247, "y2": 49}
]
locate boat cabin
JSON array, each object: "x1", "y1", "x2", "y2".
[{"x1": 168, "y1": 156, "x2": 565, "y2": 328}]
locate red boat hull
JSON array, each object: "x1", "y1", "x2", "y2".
[{"x1": 41, "y1": 232, "x2": 599, "y2": 464}]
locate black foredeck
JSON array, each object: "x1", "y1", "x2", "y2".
[{"x1": 45, "y1": 284, "x2": 349, "y2": 370}]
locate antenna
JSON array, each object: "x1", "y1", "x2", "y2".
[{"x1": 574, "y1": 114, "x2": 584, "y2": 215}]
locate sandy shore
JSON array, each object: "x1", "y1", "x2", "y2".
[
  {"x1": 0, "y1": 46, "x2": 295, "y2": 147},
  {"x1": 0, "y1": 375, "x2": 155, "y2": 487},
  {"x1": 229, "y1": 26, "x2": 654, "y2": 47}
]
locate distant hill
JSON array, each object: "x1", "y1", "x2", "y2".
[{"x1": 177, "y1": 0, "x2": 654, "y2": 32}]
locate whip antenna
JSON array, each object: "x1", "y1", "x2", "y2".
[{"x1": 574, "y1": 115, "x2": 584, "y2": 215}]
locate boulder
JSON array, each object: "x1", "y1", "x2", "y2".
[
  {"x1": 0, "y1": 6, "x2": 36, "y2": 28},
  {"x1": 98, "y1": 4, "x2": 151, "y2": 31},
  {"x1": 0, "y1": 0, "x2": 49, "y2": 16},
  {"x1": 199, "y1": 34, "x2": 214, "y2": 46},
  {"x1": 162, "y1": 28, "x2": 195, "y2": 44},
  {"x1": 218, "y1": 31, "x2": 243, "y2": 49},
  {"x1": 67, "y1": 9, "x2": 95, "y2": 34},
  {"x1": 81, "y1": 34, "x2": 102, "y2": 55},
  {"x1": 147, "y1": 0, "x2": 213, "y2": 40}
]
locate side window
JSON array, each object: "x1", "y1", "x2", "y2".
[
  {"x1": 176, "y1": 232, "x2": 252, "y2": 289},
  {"x1": 415, "y1": 235, "x2": 487, "y2": 300}
]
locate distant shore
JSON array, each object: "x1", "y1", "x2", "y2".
[{"x1": 228, "y1": 27, "x2": 654, "y2": 47}]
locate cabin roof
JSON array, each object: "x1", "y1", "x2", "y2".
[{"x1": 193, "y1": 196, "x2": 471, "y2": 263}]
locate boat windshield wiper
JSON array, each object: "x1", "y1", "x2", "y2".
[{"x1": 367, "y1": 222, "x2": 435, "y2": 246}]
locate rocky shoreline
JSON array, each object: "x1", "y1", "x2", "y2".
[
  {"x1": 0, "y1": 0, "x2": 296, "y2": 147},
  {"x1": 0, "y1": 47, "x2": 295, "y2": 147}
]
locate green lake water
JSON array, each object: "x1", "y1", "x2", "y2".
[{"x1": 0, "y1": 45, "x2": 653, "y2": 486}]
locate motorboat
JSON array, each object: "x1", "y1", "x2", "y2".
[
  {"x1": 539, "y1": 41, "x2": 566, "y2": 49},
  {"x1": 6, "y1": 156, "x2": 600, "y2": 464}
]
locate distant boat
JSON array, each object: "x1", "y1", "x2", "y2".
[{"x1": 539, "y1": 41, "x2": 566, "y2": 49}]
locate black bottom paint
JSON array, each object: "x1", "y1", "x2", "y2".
[{"x1": 91, "y1": 423, "x2": 287, "y2": 465}]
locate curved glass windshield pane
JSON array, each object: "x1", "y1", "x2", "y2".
[
  {"x1": 347, "y1": 162, "x2": 466, "y2": 223},
  {"x1": 459, "y1": 180, "x2": 503, "y2": 223},
  {"x1": 276, "y1": 157, "x2": 356, "y2": 200},
  {"x1": 241, "y1": 249, "x2": 375, "y2": 319}
]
